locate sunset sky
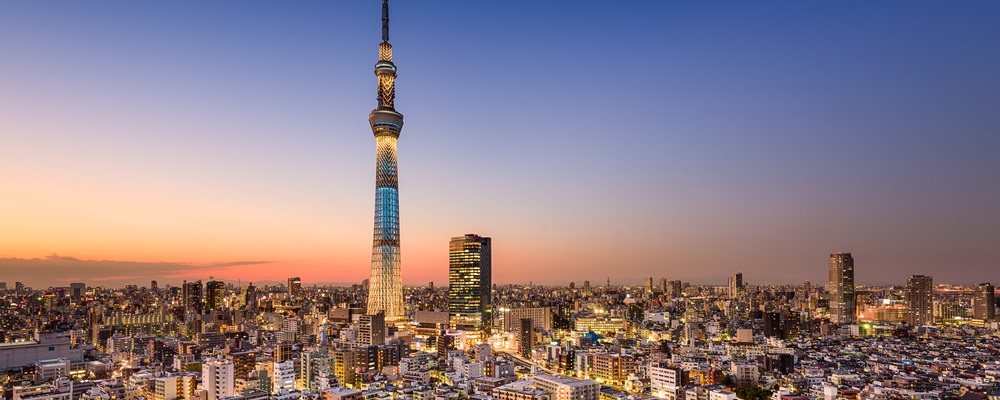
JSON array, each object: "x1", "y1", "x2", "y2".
[{"x1": 2, "y1": 1, "x2": 999, "y2": 288}]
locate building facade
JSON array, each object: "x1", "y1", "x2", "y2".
[
  {"x1": 974, "y1": 282, "x2": 995, "y2": 322},
  {"x1": 530, "y1": 374, "x2": 600, "y2": 400},
  {"x1": 728, "y1": 273, "x2": 743, "y2": 299},
  {"x1": 502, "y1": 307, "x2": 552, "y2": 332},
  {"x1": 905, "y1": 275, "x2": 933, "y2": 326},
  {"x1": 202, "y1": 359, "x2": 234, "y2": 400},
  {"x1": 828, "y1": 253, "x2": 856, "y2": 324},
  {"x1": 449, "y1": 234, "x2": 493, "y2": 333}
]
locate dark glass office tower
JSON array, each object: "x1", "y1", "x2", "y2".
[{"x1": 449, "y1": 234, "x2": 492, "y2": 333}]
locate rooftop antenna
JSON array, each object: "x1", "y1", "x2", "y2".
[{"x1": 381, "y1": 0, "x2": 390, "y2": 43}]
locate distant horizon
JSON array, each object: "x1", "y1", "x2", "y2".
[{"x1": 1, "y1": 253, "x2": 995, "y2": 290}]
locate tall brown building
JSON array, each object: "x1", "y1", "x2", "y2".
[
  {"x1": 974, "y1": 282, "x2": 996, "y2": 322},
  {"x1": 905, "y1": 275, "x2": 933, "y2": 326},
  {"x1": 828, "y1": 253, "x2": 856, "y2": 324}
]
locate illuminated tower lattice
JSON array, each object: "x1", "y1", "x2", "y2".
[{"x1": 366, "y1": 0, "x2": 405, "y2": 321}]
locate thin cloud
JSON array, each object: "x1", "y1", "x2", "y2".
[
  {"x1": 0, "y1": 255, "x2": 271, "y2": 288},
  {"x1": 208, "y1": 261, "x2": 271, "y2": 267}
]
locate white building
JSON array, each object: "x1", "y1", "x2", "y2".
[
  {"x1": 649, "y1": 363, "x2": 684, "y2": 400},
  {"x1": 709, "y1": 389, "x2": 737, "y2": 400},
  {"x1": 272, "y1": 360, "x2": 296, "y2": 394},
  {"x1": 731, "y1": 364, "x2": 759, "y2": 387},
  {"x1": 202, "y1": 359, "x2": 235, "y2": 400},
  {"x1": 13, "y1": 378, "x2": 73, "y2": 400},
  {"x1": 34, "y1": 359, "x2": 70, "y2": 384},
  {"x1": 530, "y1": 374, "x2": 600, "y2": 400},
  {"x1": 0, "y1": 332, "x2": 83, "y2": 371}
]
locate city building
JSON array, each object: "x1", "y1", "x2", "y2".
[
  {"x1": 324, "y1": 388, "x2": 362, "y2": 400},
  {"x1": 34, "y1": 359, "x2": 69, "y2": 384},
  {"x1": 574, "y1": 316, "x2": 625, "y2": 333},
  {"x1": 12, "y1": 378, "x2": 73, "y2": 400},
  {"x1": 974, "y1": 282, "x2": 995, "y2": 322},
  {"x1": 153, "y1": 375, "x2": 196, "y2": 400},
  {"x1": 906, "y1": 275, "x2": 933, "y2": 326},
  {"x1": 0, "y1": 332, "x2": 84, "y2": 371},
  {"x1": 333, "y1": 348, "x2": 358, "y2": 388},
  {"x1": 731, "y1": 363, "x2": 759, "y2": 387},
  {"x1": 650, "y1": 363, "x2": 686, "y2": 400},
  {"x1": 590, "y1": 353, "x2": 634, "y2": 386},
  {"x1": 202, "y1": 359, "x2": 235, "y2": 400},
  {"x1": 502, "y1": 307, "x2": 552, "y2": 332},
  {"x1": 668, "y1": 280, "x2": 683, "y2": 298},
  {"x1": 244, "y1": 283, "x2": 258, "y2": 310},
  {"x1": 828, "y1": 252, "x2": 856, "y2": 324},
  {"x1": 69, "y1": 283, "x2": 86, "y2": 298},
  {"x1": 271, "y1": 360, "x2": 296, "y2": 394},
  {"x1": 359, "y1": 312, "x2": 386, "y2": 346},
  {"x1": 288, "y1": 277, "x2": 302, "y2": 297},
  {"x1": 530, "y1": 374, "x2": 600, "y2": 400},
  {"x1": 366, "y1": 0, "x2": 406, "y2": 322},
  {"x1": 182, "y1": 280, "x2": 204, "y2": 316},
  {"x1": 449, "y1": 234, "x2": 493, "y2": 333},
  {"x1": 728, "y1": 273, "x2": 743, "y2": 299},
  {"x1": 517, "y1": 318, "x2": 533, "y2": 358},
  {"x1": 205, "y1": 278, "x2": 225, "y2": 312}
]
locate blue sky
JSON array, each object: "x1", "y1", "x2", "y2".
[{"x1": 1, "y1": 1, "x2": 998, "y2": 287}]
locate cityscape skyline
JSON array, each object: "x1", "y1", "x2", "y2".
[
  {"x1": 2, "y1": 4, "x2": 999, "y2": 400},
  {"x1": 2, "y1": 2, "x2": 1000, "y2": 288}
]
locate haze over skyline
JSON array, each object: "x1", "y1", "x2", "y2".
[{"x1": 2, "y1": 1, "x2": 999, "y2": 288}]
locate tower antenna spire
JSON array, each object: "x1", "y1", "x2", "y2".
[
  {"x1": 382, "y1": 0, "x2": 389, "y2": 43},
  {"x1": 368, "y1": 0, "x2": 404, "y2": 321}
]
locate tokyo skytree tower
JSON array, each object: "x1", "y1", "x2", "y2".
[{"x1": 366, "y1": 0, "x2": 405, "y2": 321}]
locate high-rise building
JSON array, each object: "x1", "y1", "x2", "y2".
[
  {"x1": 205, "y1": 278, "x2": 225, "y2": 312},
  {"x1": 974, "y1": 283, "x2": 995, "y2": 322},
  {"x1": 244, "y1": 283, "x2": 257, "y2": 310},
  {"x1": 182, "y1": 280, "x2": 204, "y2": 316},
  {"x1": 366, "y1": 0, "x2": 406, "y2": 322},
  {"x1": 906, "y1": 275, "x2": 933, "y2": 326},
  {"x1": 271, "y1": 360, "x2": 295, "y2": 394},
  {"x1": 644, "y1": 277, "x2": 654, "y2": 294},
  {"x1": 517, "y1": 318, "x2": 533, "y2": 358},
  {"x1": 728, "y1": 272, "x2": 743, "y2": 299},
  {"x1": 69, "y1": 282, "x2": 86, "y2": 298},
  {"x1": 763, "y1": 312, "x2": 782, "y2": 337},
  {"x1": 828, "y1": 253, "x2": 856, "y2": 324},
  {"x1": 202, "y1": 359, "x2": 235, "y2": 400},
  {"x1": 359, "y1": 312, "x2": 386, "y2": 346},
  {"x1": 436, "y1": 330, "x2": 455, "y2": 360},
  {"x1": 287, "y1": 277, "x2": 301, "y2": 298},
  {"x1": 668, "y1": 280, "x2": 682, "y2": 299},
  {"x1": 659, "y1": 278, "x2": 668, "y2": 293},
  {"x1": 448, "y1": 234, "x2": 492, "y2": 333}
]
